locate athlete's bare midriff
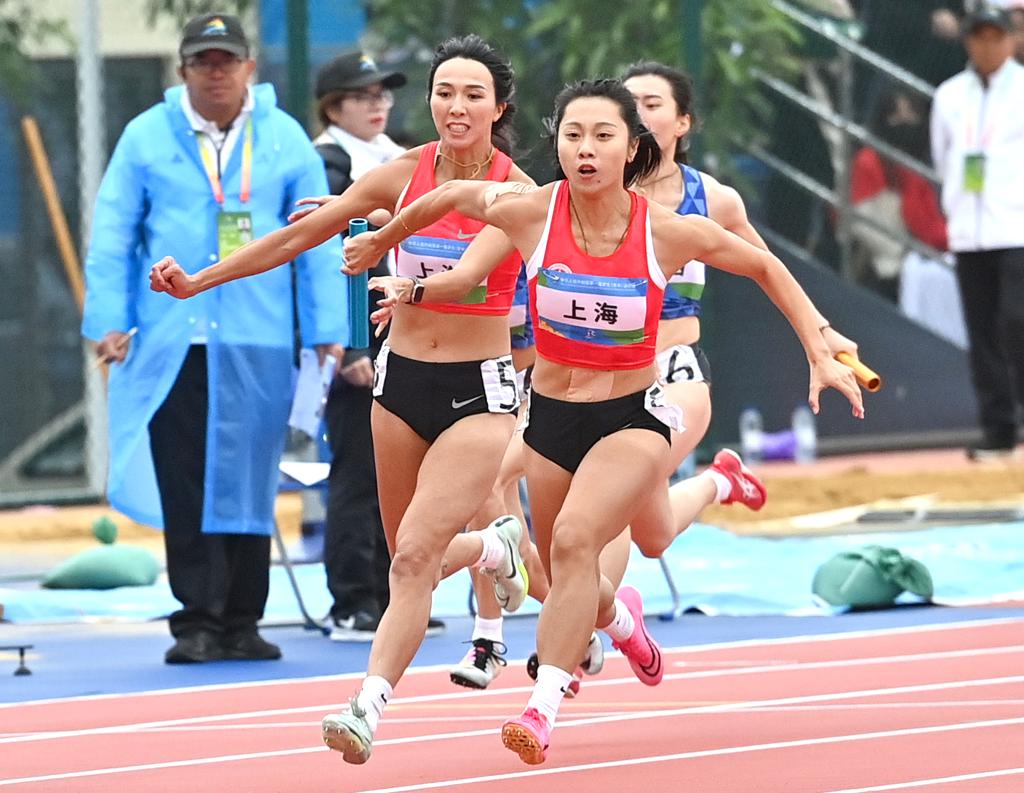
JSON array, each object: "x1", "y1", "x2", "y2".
[
  {"x1": 386, "y1": 306, "x2": 512, "y2": 362},
  {"x1": 530, "y1": 357, "x2": 659, "y2": 403}
]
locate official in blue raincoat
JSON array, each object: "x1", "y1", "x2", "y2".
[{"x1": 82, "y1": 14, "x2": 347, "y2": 664}]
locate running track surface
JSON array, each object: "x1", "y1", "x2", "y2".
[{"x1": 2, "y1": 617, "x2": 1023, "y2": 792}]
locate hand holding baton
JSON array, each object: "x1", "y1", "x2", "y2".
[
  {"x1": 836, "y1": 351, "x2": 882, "y2": 393},
  {"x1": 347, "y1": 219, "x2": 370, "y2": 349}
]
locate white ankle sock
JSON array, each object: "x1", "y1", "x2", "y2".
[
  {"x1": 601, "y1": 598, "x2": 635, "y2": 643},
  {"x1": 526, "y1": 664, "x2": 573, "y2": 726},
  {"x1": 355, "y1": 675, "x2": 393, "y2": 734},
  {"x1": 472, "y1": 616, "x2": 504, "y2": 643},
  {"x1": 471, "y1": 525, "x2": 507, "y2": 570},
  {"x1": 704, "y1": 469, "x2": 732, "y2": 503}
]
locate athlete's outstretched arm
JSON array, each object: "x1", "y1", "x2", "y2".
[
  {"x1": 655, "y1": 208, "x2": 863, "y2": 417},
  {"x1": 366, "y1": 225, "x2": 518, "y2": 330},
  {"x1": 149, "y1": 155, "x2": 413, "y2": 299},
  {"x1": 343, "y1": 179, "x2": 541, "y2": 276},
  {"x1": 707, "y1": 178, "x2": 857, "y2": 359}
]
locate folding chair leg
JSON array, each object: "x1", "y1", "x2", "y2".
[
  {"x1": 658, "y1": 555, "x2": 684, "y2": 621},
  {"x1": 272, "y1": 522, "x2": 328, "y2": 634}
]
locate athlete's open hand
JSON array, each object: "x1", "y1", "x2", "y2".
[
  {"x1": 288, "y1": 195, "x2": 333, "y2": 224},
  {"x1": 367, "y1": 275, "x2": 412, "y2": 337},
  {"x1": 343, "y1": 231, "x2": 388, "y2": 276},
  {"x1": 150, "y1": 257, "x2": 198, "y2": 299},
  {"x1": 809, "y1": 355, "x2": 864, "y2": 419}
]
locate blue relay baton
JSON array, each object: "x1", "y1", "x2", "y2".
[{"x1": 347, "y1": 218, "x2": 370, "y2": 349}]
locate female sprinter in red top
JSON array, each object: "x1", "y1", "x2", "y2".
[
  {"x1": 344, "y1": 78, "x2": 863, "y2": 764},
  {"x1": 150, "y1": 36, "x2": 540, "y2": 765}
]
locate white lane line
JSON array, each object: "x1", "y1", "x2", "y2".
[
  {"x1": 822, "y1": 767, "x2": 1024, "y2": 792},
  {"x1": 3, "y1": 616, "x2": 1018, "y2": 710},
  {"x1": 2, "y1": 677, "x2": 1022, "y2": 787},
  {"x1": 3, "y1": 643, "x2": 1022, "y2": 746}
]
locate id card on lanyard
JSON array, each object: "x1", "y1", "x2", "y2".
[
  {"x1": 198, "y1": 118, "x2": 254, "y2": 258},
  {"x1": 964, "y1": 80, "x2": 998, "y2": 195}
]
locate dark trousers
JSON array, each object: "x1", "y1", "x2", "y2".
[
  {"x1": 148, "y1": 346, "x2": 271, "y2": 638},
  {"x1": 955, "y1": 248, "x2": 1024, "y2": 446},
  {"x1": 323, "y1": 373, "x2": 390, "y2": 620}
]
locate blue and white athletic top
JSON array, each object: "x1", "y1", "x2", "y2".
[{"x1": 661, "y1": 164, "x2": 708, "y2": 320}]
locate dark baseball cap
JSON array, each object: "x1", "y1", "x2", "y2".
[
  {"x1": 315, "y1": 51, "x2": 407, "y2": 99},
  {"x1": 180, "y1": 13, "x2": 250, "y2": 59},
  {"x1": 964, "y1": 7, "x2": 1012, "y2": 34}
]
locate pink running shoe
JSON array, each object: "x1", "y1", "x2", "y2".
[
  {"x1": 710, "y1": 448, "x2": 767, "y2": 511},
  {"x1": 501, "y1": 707, "x2": 551, "y2": 765},
  {"x1": 612, "y1": 585, "x2": 663, "y2": 686}
]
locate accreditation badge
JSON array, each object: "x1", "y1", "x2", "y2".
[
  {"x1": 217, "y1": 211, "x2": 254, "y2": 259},
  {"x1": 963, "y1": 153, "x2": 986, "y2": 194}
]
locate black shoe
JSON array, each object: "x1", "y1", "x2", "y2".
[
  {"x1": 222, "y1": 630, "x2": 282, "y2": 661},
  {"x1": 330, "y1": 611, "x2": 380, "y2": 642},
  {"x1": 165, "y1": 630, "x2": 224, "y2": 664},
  {"x1": 967, "y1": 441, "x2": 1015, "y2": 461},
  {"x1": 425, "y1": 617, "x2": 446, "y2": 637}
]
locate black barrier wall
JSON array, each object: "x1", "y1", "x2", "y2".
[{"x1": 700, "y1": 235, "x2": 978, "y2": 456}]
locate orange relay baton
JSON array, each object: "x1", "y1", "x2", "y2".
[{"x1": 836, "y1": 352, "x2": 882, "y2": 393}]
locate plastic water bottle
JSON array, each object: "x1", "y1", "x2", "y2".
[
  {"x1": 791, "y1": 405, "x2": 817, "y2": 464},
  {"x1": 739, "y1": 407, "x2": 764, "y2": 463}
]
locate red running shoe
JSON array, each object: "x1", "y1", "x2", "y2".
[
  {"x1": 501, "y1": 707, "x2": 551, "y2": 765},
  {"x1": 611, "y1": 585, "x2": 663, "y2": 686},
  {"x1": 710, "y1": 448, "x2": 767, "y2": 510}
]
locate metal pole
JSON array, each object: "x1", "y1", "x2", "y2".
[
  {"x1": 77, "y1": 0, "x2": 108, "y2": 497},
  {"x1": 680, "y1": 0, "x2": 704, "y2": 167},
  {"x1": 286, "y1": 0, "x2": 310, "y2": 128},
  {"x1": 834, "y1": 48, "x2": 855, "y2": 279}
]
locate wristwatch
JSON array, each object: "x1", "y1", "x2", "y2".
[{"x1": 407, "y1": 276, "x2": 426, "y2": 304}]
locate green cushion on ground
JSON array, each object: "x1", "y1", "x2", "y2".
[
  {"x1": 812, "y1": 545, "x2": 933, "y2": 608},
  {"x1": 41, "y1": 546, "x2": 160, "y2": 590}
]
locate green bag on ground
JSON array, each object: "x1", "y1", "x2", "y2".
[
  {"x1": 42, "y1": 545, "x2": 160, "y2": 590},
  {"x1": 812, "y1": 544, "x2": 934, "y2": 608}
]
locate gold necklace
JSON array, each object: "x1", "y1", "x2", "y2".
[
  {"x1": 437, "y1": 145, "x2": 495, "y2": 179},
  {"x1": 569, "y1": 193, "x2": 631, "y2": 256}
]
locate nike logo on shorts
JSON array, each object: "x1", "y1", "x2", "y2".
[
  {"x1": 451, "y1": 395, "x2": 485, "y2": 409},
  {"x1": 456, "y1": 230, "x2": 478, "y2": 240}
]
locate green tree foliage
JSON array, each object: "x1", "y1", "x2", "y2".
[
  {"x1": 0, "y1": 0, "x2": 67, "y2": 103},
  {"x1": 144, "y1": 0, "x2": 255, "y2": 27},
  {"x1": 366, "y1": 0, "x2": 803, "y2": 181}
]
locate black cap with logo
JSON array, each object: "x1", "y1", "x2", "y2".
[
  {"x1": 180, "y1": 13, "x2": 250, "y2": 59},
  {"x1": 315, "y1": 50, "x2": 407, "y2": 99},
  {"x1": 964, "y1": 6, "x2": 1012, "y2": 35}
]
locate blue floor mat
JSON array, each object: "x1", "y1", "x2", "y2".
[{"x1": 3, "y1": 522, "x2": 1022, "y2": 624}]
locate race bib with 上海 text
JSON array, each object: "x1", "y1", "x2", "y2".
[
  {"x1": 535, "y1": 268, "x2": 648, "y2": 346},
  {"x1": 395, "y1": 235, "x2": 487, "y2": 304}
]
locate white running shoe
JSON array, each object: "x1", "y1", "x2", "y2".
[
  {"x1": 482, "y1": 515, "x2": 529, "y2": 612},
  {"x1": 580, "y1": 631, "x2": 604, "y2": 676},
  {"x1": 449, "y1": 638, "x2": 508, "y2": 689},
  {"x1": 322, "y1": 697, "x2": 374, "y2": 764}
]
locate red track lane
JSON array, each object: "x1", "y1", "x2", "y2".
[{"x1": 1, "y1": 619, "x2": 1022, "y2": 793}]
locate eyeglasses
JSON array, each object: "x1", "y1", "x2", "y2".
[
  {"x1": 342, "y1": 89, "x2": 394, "y2": 107},
  {"x1": 184, "y1": 56, "x2": 246, "y2": 75}
]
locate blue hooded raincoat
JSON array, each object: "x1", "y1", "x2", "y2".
[{"x1": 82, "y1": 83, "x2": 348, "y2": 536}]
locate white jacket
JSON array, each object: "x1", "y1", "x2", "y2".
[{"x1": 930, "y1": 58, "x2": 1024, "y2": 252}]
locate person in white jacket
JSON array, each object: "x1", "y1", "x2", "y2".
[{"x1": 930, "y1": 6, "x2": 1024, "y2": 459}]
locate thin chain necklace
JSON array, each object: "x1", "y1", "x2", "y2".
[
  {"x1": 641, "y1": 166, "x2": 680, "y2": 188},
  {"x1": 437, "y1": 145, "x2": 495, "y2": 179},
  {"x1": 569, "y1": 193, "x2": 631, "y2": 256}
]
